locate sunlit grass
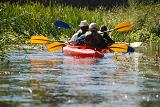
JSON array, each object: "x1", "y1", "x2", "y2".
[
  {"x1": 0, "y1": 2, "x2": 160, "y2": 60},
  {"x1": 1, "y1": 3, "x2": 159, "y2": 40}
]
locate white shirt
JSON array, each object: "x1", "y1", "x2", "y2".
[{"x1": 69, "y1": 30, "x2": 82, "y2": 42}]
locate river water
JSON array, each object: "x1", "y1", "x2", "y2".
[{"x1": 0, "y1": 44, "x2": 159, "y2": 107}]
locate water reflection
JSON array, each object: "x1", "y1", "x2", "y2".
[{"x1": 0, "y1": 45, "x2": 160, "y2": 107}]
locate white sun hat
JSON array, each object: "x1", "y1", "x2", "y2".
[
  {"x1": 79, "y1": 20, "x2": 89, "y2": 27},
  {"x1": 89, "y1": 23, "x2": 97, "y2": 30}
]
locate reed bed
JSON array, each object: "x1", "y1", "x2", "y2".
[{"x1": 0, "y1": 2, "x2": 160, "y2": 60}]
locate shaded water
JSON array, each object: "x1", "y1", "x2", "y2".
[{"x1": 0, "y1": 44, "x2": 160, "y2": 107}]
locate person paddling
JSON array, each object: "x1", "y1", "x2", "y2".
[
  {"x1": 69, "y1": 20, "x2": 89, "y2": 45},
  {"x1": 83, "y1": 23, "x2": 108, "y2": 49},
  {"x1": 99, "y1": 25, "x2": 115, "y2": 46}
]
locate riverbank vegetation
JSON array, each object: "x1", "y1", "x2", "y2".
[{"x1": 0, "y1": 1, "x2": 160, "y2": 60}]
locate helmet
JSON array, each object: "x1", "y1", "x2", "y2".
[
  {"x1": 100, "y1": 25, "x2": 107, "y2": 32},
  {"x1": 89, "y1": 23, "x2": 97, "y2": 30}
]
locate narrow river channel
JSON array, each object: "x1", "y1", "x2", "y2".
[{"x1": 0, "y1": 44, "x2": 159, "y2": 107}]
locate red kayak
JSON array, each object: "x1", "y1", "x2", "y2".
[{"x1": 63, "y1": 45, "x2": 104, "y2": 58}]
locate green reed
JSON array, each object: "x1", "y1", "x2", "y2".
[
  {"x1": 1, "y1": 3, "x2": 160, "y2": 40},
  {"x1": 0, "y1": 2, "x2": 160, "y2": 60}
]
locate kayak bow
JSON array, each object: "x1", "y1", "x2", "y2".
[{"x1": 63, "y1": 45, "x2": 104, "y2": 58}]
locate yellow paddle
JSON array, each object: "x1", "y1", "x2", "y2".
[
  {"x1": 30, "y1": 36, "x2": 51, "y2": 44},
  {"x1": 108, "y1": 43, "x2": 128, "y2": 52},
  {"x1": 113, "y1": 21, "x2": 133, "y2": 32},
  {"x1": 48, "y1": 42, "x2": 65, "y2": 52},
  {"x1": 30, "y1": 35, "x2": 65, "y2": 44}
]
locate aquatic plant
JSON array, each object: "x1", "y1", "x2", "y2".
[{"x1": 0, "y1": 2, "x2": 159, "y2": 60}]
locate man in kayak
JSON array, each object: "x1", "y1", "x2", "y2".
[
  {"x1": 69, "y1": 20, "x2": 89, "y2": 45},
  {"x1": 99, "y1": 25, "x2": 115, "y2": 46},
  {"x1": 82, "y1": 23, "x2": 108, "y2": 49}
]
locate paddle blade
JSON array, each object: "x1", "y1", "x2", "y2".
[
  {"x1": 115, "y1": 22, "x2": 133, "y2": 32},
  {"x1": 108, "y1": 43, "x2": 128, "y2": 52},
  {"x1": 31, "y1": 36, "x2": 50, "y2": 44},
  {"x1": 54, "y1": 20, "x2": 70, "y2": 29},
  {"x1": 130, "y1": 42, "x2": 142, "y2": 47},
  {"x1": 48, "y1": 42, "x2": 64, "y2": 52}
]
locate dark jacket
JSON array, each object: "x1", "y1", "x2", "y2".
[
  {"x1": 99, "y1": 31, "x2": 115, "y2": 46},
  {"x1": 84, "y1": 31, "x2": 108, "y2": 49}
]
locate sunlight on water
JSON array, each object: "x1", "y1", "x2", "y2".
[{"x1": 0, "y1": 44, "x2": 160, "y2": 107}]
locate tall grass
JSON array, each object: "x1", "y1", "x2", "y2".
[
  {"x1": 1, "y1": 3, "x2": 159, "y2": 40},
  {"x1": 0, "y1": 2, "x2": 160, "y2": 60}
]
